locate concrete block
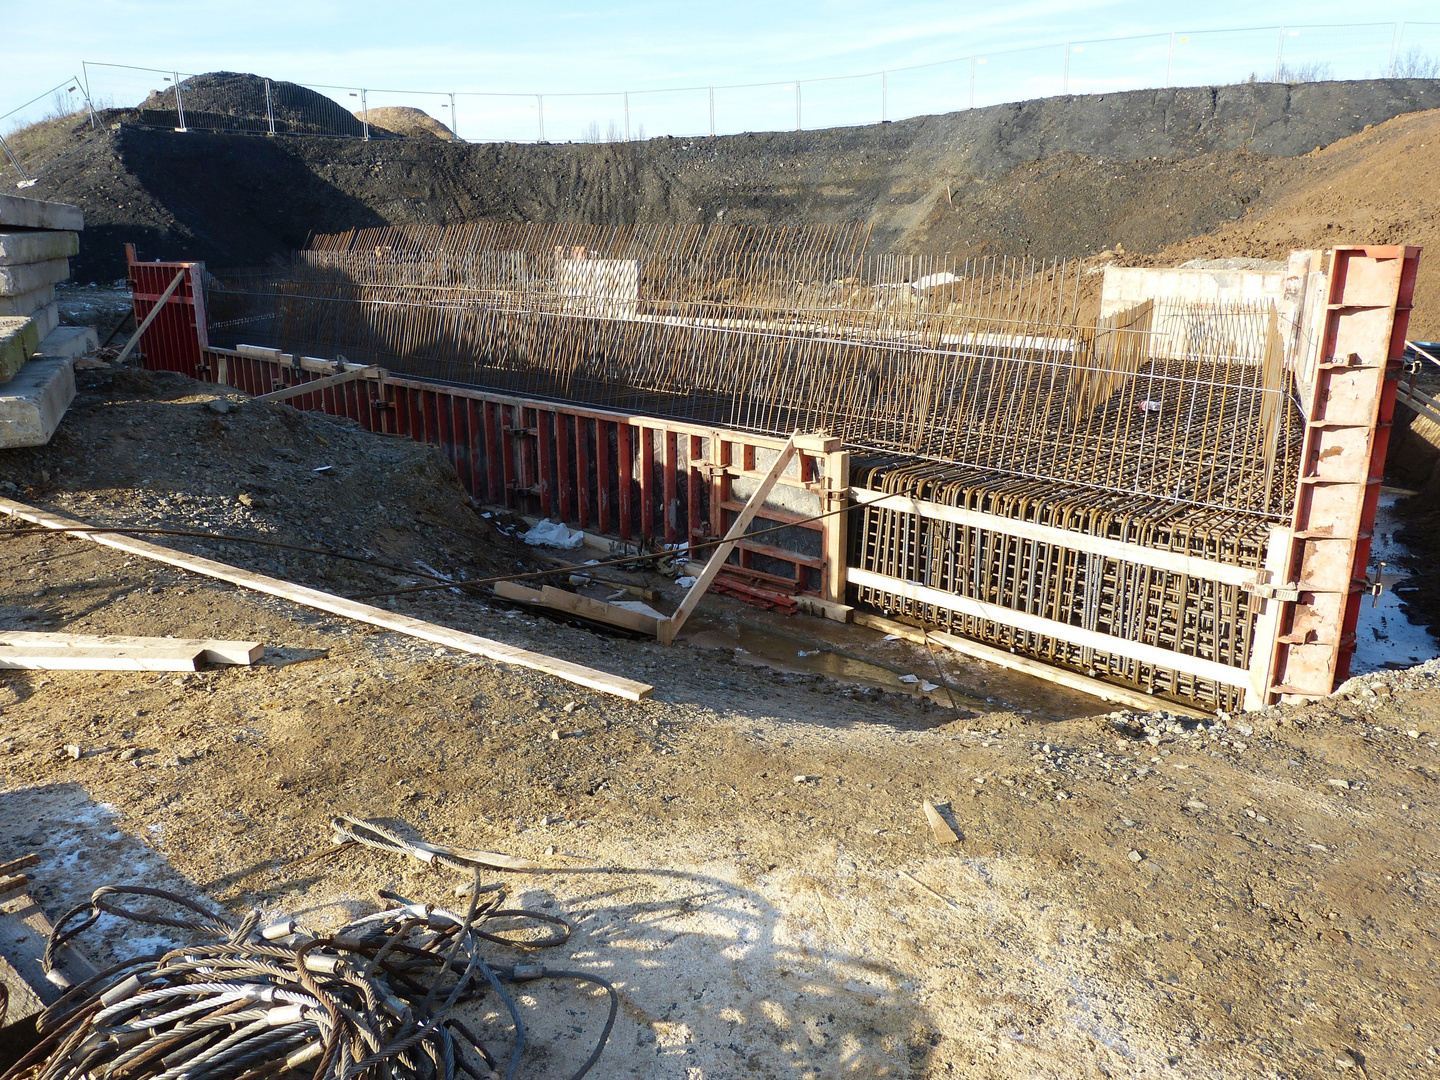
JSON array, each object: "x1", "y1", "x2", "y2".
[
  {"x1": 0, "y1": 193, "x2": 84, "y2": 232},
  {"x1": 0, "y1": 259, "x2": 69, "y2": 297},
  {"x1": 0, "y1": 231, "x2": 80, "y2": 266},
  {"x1": 0, "y1": 357, "x2": 75, "y2": 447},
  {"x1": 37, "y1": 325, "x2": 97, "y2": 359},
  {"x1": 0, "y1": 284, "x2": 53, "y2": 318},
  {"x1": 33, "y1": 302, "x2": 59, "y2": 343},
  {"x1": 0, "y1": 316, "x2": 40, "y2": 383}
]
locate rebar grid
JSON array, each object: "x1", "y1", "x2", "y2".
[
  {"x1": 205, "y1": 221, "x2": 1302, "y2": 521},
  {"x1": 851, "y1": 456, "x2": 1268, "y2": 712}
]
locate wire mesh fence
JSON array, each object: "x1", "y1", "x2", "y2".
[{"x1": 3, "y1": 20, "x2": 1439, "y2": 187}]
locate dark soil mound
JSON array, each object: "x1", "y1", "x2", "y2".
[
  {"x1": 139, "y1": 71, "x2": 370, "y2": 138},
  {"x1": 17, "y1": 74, "x2": 1440, "y2": 316}
]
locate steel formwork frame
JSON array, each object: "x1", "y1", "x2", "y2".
[{"x1": 124, "y1": 243, "x2": 1419, "y2": 712}]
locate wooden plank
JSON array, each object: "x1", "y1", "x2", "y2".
[
  {"x1": 855, "y1": 612, "x2": 1209, "y2": 718},
  {"x1": 849, "y1": 487, "x2": 1260, "y2": 588},
  {"x1": 0, "y1": 644, "x2": 204, "y2": 671},
  {"x1": 538, "y1": 586, "x2": 661, "y2": 635},
  {"x1": 922, "y1": 799, "x2": 960, "y2": 845},
  {"x1": 0, "y1": 632, "x2": 260, "y2": 665},
  {"x1": 848, "y1": 566, "x2": 1248, "y2": 690},
  {"x1": 659, "y1": 434, "x2": 798, "y2": 645},
  {"x1": 493, "y1": 581, "x2": 661, "y2": 636},
  {"x1": 822, "y1": 450, "x2": 851, "y2": 606},
  {"x1": 0, "y1": 497, "x2": 653, "y2": 702}
]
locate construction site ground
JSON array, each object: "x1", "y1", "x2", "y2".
[{"x1": 2, "y1": 367, "x2": 1438, "y2": 1078}]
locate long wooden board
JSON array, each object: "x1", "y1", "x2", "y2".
[
  {"x1": 0, "y1": 498, "x2": 653, "y2": 701},
  {"x1": 848, "y1": 565, "x2": 1248, "y2": 690},
  {"x1": 0, "y1": 632, "x2": 261, "y2": 665},
  {"x1": 0, "y1": 643, "x2": 205, "y2": 671},
  {"x1": 493, "y1": 581, "x2": 661, "y2": 635}
]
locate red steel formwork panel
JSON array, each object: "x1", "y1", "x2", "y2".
[
  {"x1": 122, "y1": 248, "x2": 843, "y2": 602},
  {"x1": 125, "y1": 247, "x2": 208, "y2": 377},
  {"x1": 1269, "y1": 245, "x2": 1421, "y2": 700}
]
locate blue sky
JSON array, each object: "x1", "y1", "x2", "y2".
[{"x1": 5, "y1": 2, "x2": 1437, "y2": 142}]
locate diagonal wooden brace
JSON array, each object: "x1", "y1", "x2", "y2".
[{"x1": 658, "y1": 433, "x2": 798, "y2": 645}]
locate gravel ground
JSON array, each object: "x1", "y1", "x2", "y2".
[{"x1": 2, "y1": 369, "x2": 1439, "y2": 1078}]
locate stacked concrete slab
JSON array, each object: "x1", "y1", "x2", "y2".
[{"x1": 0, "y1": 193, "x2": 93, "y2": 447}]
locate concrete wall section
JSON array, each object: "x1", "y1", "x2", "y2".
[
  {"x1": 0, "y1": 358, "x2": 76, "y2": 447},
  {"x1": 0, "y1": 231, "x2": 80, "y2": 266},
  {"x1": 0, "y1": 194, "x2": 84, "y2": 232},
  {"x1": 0, "y1": 259, "x2": 70, "y2": 297},
  {"x1": 0, "y1": 285, "x2": 54, "y2": 319}
]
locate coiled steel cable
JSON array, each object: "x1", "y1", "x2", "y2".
[{"x1": 5, "y1": 875, "x2": 617, "y2": 1080}]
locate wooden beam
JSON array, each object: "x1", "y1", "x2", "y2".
[
  {"x1": 0, "y1": 632, "x2": 261, "y2": 665},
  {"x1": 847, "y1": 566, "x2": 1249, "y2": 689},
  {"x1": 849, "y1": 487, "x2": 1260, "y2": 588},
  {"x1": 0, "y1": 643, "x2": 205, "y2": 671},
  {"x1": 493, "y1": 581, "x2": 661, "y2": 636},
  {"x1": 854, "y1": 612, "x2": 1210, "y2": 718},
  {"x1": 253, "y1": 367, "x2": 368, "y2": 404},
  {"x1": 659, "y1": 434, "x2": 798, "y2": 645},
  {"x1": 0, "y1": 497, "x2": 653, "y2": 702}
]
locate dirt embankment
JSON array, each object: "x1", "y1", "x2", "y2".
[{"x1": 20, "y1": 78, "x2": 1440, "y2": 285}]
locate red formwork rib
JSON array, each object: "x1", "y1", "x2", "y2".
[
  {"x1": 1268, "y1": 245, "x2": 1421, "y2": 701},
  {"x1": 124, "y1": 250, "x2": 838, "y2": 600}
]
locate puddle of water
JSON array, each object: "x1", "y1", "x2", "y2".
[{"x1": 1352, "y1": 492, "x2": 1440, "y2": 673}]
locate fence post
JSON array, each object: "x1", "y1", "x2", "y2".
[
  {"x1": 794, "y1": 81, "x2": 801, "y2": 131},
  {"x1": 881, "y1": 70, "x2": 887, "y2": 121},
  {"x1": 969, "y1": 57, "x2": 976, "y2": 109},
  {"x1": 449, "y1": 92, "x2": 458, "y2": 139},
  {"x1": 361, "y1": 90, "x2": 369, "y2": 140},
  {"x1": 264, "y1": 78, "x2": 276, "y2": 136},
  {"x1": 623, "y1": 91, "x2": 630, "y2": 141},
  {"x1": 708, "y1": 87, "x2": 715, "y2": 136},
  {"x1": 1274, "y1": 26, "x2": 1286, "y2": 82},
  {"x1": 0, "y1": 132, "x2": 30, "y2": 183},
  {"x1": 536, "y1": 94, "x2": 545, "y2": 141},
  {"x1": 1388, "y1": 22, "x2": 1402, "y2": 76},
  {"x1": 1166, "y1": 31, "x2": 1175, "y2": 87},
  {"x1": 173, "y1": 72, "x2": 187, "y2": 131},
  {"x1": 80, "y1": 64, "x2": 99, "y2": 128},
  {"x1": 1063, "y1": 42, "x2": 1071, "y2": 94}
]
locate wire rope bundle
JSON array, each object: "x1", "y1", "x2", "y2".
[{"x1": 3, "y1": 879, "x2": 616, "y2": 1080}]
